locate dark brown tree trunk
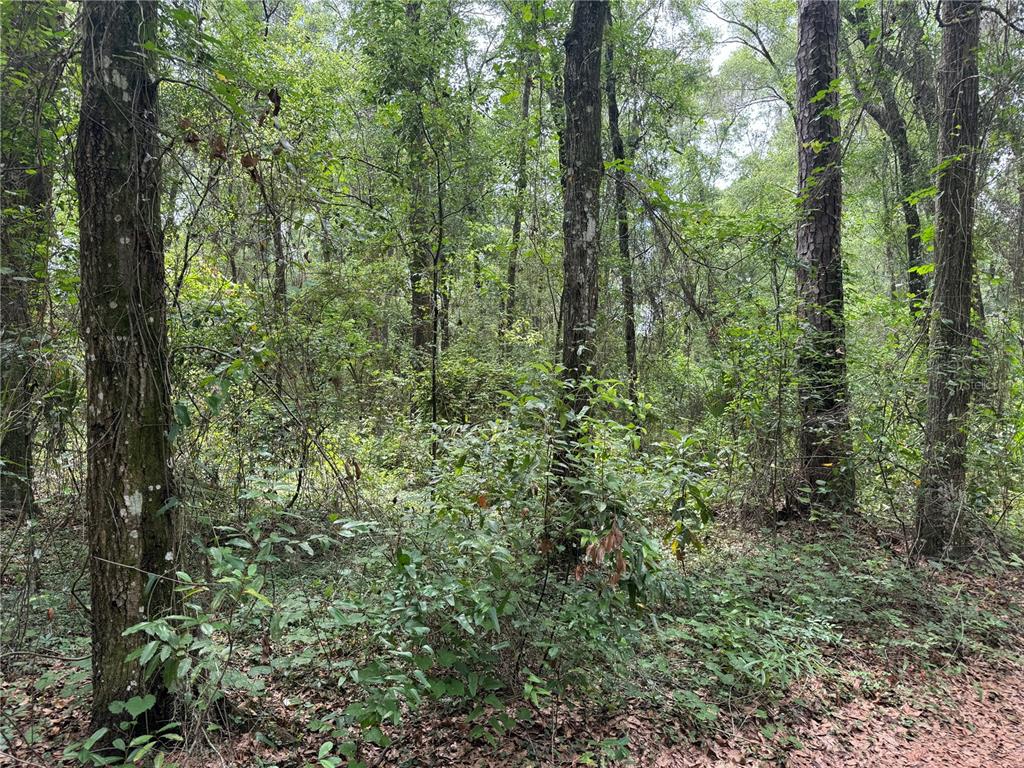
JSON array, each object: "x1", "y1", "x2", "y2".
[
  {"x1": 261, "y1": 185, "x2": 288, "y2": 317},
  {"x1": 404, "y1": 1, "x2": 434, "y2": 374},
  {"x1": 844, "y1": 8, "x2": 928, "y2": 313},
  {"x1": 870, "y1": 99, "x2": 928, "y2": 312},
  {"x1": 503, "y1": 68, "x2": 533, "y2": 333},
  {"x1": 77, "y1": 0, "x2": 179, "y2": 730},
  {"x1": 915, "y1": 0, "x2": 981, "y2": 557},
  {"x1": 0, "y1": 1, "x2": 59, "y2": 523},
  {"x1": 791, "y1": 0, "x2": 854, "y2": 517},
  {"x1": 559, "y1": 0, "x2": 607, "y2": 406},
  {"x1": 1014, "y1": 148, "x2": 1024, "y2": 303},
  {"x1": 604, "y1": 8, "x2": 637, "y2": 398}
]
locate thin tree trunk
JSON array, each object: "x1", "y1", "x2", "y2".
[
  {"x1": 404, "y1": 1, "x2": 434, "y2": 374},
  {"x1": 869, "y1": 92, "x2": 928, "y2": 312},
  {"x1": 1014, "y1": 148, "x2": 1024, "y2": 304},
  {"x1": 1, "y1": 0, "x2": 62, "y2": 644},
  {"x1": 791, "y1": 0, "x2": 854, "y2": 517},
  {"x1": 604, "y1": 8, "x2": 637, "y2": 397},
  {"x1": 503, "y1": 68, "x2": 533, "y2": 333},
  {"x1": 915, "y1": 0, "x2": 981, "y2": 557},
  {"x1": 77, "y1": 0, "x2": 179, "y2": 730},
  {"x1": 844, "y1": 6, "x2": 932, "y2": 312},
  {"x1": 0, "y1": 1, "x2": 59, "y2": 523}
]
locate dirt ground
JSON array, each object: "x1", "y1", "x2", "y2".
[{"x1": 648, "y1": 665, "x2": 1024, "y2": 767}]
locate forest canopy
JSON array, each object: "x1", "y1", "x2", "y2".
[{"x1": 2, "y1": 0, "x2": 1024, "y2": 765}]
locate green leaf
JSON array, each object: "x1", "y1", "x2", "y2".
[{"x1": 125, "y1": 694, "x2": 157, "y2": 718}]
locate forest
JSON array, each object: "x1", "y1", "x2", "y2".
[{"x1": 1, "y1": 0, "x2": 1024, "y2": 765}]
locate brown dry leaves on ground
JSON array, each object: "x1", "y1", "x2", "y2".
[
  {"x1": 3, "y1": 560, "x2": 1023, "y2": 767},
  {"x1": 641, "y1": 663, "x2": 1024, "y2": 768},
  {"x1": 5, "y1": 659, "x2": 1023, "y2": 766}
]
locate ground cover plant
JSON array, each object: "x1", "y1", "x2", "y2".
[{"x1": 2, "y1": 0, "x2": 1024, "y2": 765}]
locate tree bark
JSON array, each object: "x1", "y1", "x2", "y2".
[
  {"x1": 0, "y1": 1, "x2": 59, "y2": 522},
  {"x1": 77, "y1": 0, "x2": 179, "y2": 730},
  {"x1": 791, "y1": 0, "x2": 854, "y2": 517},
  {"x1": 502, "y1": 62, "x2": 533, "y2": 333},
  {"x1": 604, "y1": 8, "x2": 637, "y2": 397},
  {"x1": 915, "y1": 0, "x2": 981, "y2": 557},
  {"x1": 844, "y1": 7, "x2": 928, "y2": 313},
  {"x1": 559, "y1": 0, "x2": 607, "y2": 406},
  {"x1": 404, "y1": 1, "x2": 434, "y2": 373},
  {"x1": 1013, "y1": 148, "x2": 1024, "y2": 304}
]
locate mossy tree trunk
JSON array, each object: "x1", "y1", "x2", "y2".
[
  {"x1": 559, "y1": 0, "x2": 607, "y2": 409},
  {"x1": 77, "y1": 0, "x2": 179, "y2": 730},
  {"x1": 791, "y1": 0, "x2": 854, "y2": 517},
  {"x1": 0, "y1": 0, "x2": 60, "y2": 523},
  {"x1": 915, "y1": 0, "x2": 981, "y2": 557}
]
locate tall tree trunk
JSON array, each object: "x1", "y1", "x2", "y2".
[
  {"x1": 559, "y1": 0, "x2": 606, "y2": 405},
  {"x1": 915, "y1": 0, "x2": 981, "y2": 557},
  {"x1": 503, "y1": 64, "x2": 533, "y2": 333},
  {"x1": 604, "y1": 7, "x2": 637, "y2": 397},
  {"x1": 845, "y1": 7, "x2": 928, "y2": 312},
  {"x1": 868, "y1": 93, "x2": 928, "y2": 312},
  {"x1": 0, "y1": 1, "x2": 59, "y2": 523},
  {"x1": 791, "y1": 0, "x2": 854, "y2": 517},
  {"x1": 404, "y1": 1, "x2": 434, "y2": 374},
  {"x1": 251, "y1": 171, "x2": 287, "y2": 393},
  {"x1": 77, "y1": 0, "x2": 179, "y2": 730},
  {"x1": 1, "y1": 0, "x2": 61, "y2": 645},
  {"x1": 553, "y1": 0, "x2": 606, "y2": 558},
  {"x1": 1014, "y1": 148, "x2": 1024, "y2": 304}
]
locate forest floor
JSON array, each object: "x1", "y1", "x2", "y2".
[
  {"x1": 646, "y1": 660, "x2": 1024, "y2": 767},
  {"x1": 3, "y1": 525, "x2": 1024, "y2": 767},
  {"x1": 5, "y1": 653, "x2": 1024, "y2": 766}
]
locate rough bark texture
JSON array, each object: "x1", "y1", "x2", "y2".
[
  {"x1": 559, "y1": 0, "x2": 607, "y2": 406},
  {"x1": 792, "y1": 0, "x2": 854, "y2": 517},
  {"x1": 0, "y1": 1, "x2": 58, "y2": 521},
  {"x1": 77, "y1": 0, "x2": 179, "y2": 729},
  {"x1": 915, "y1": 0, "x2": 981, "y2": 557},
  {"x1": 604, "y1": 11, "x2": 637, "y2": 397}
]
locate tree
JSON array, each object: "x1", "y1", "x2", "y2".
[
  {"x1": 559, "y1": 0, "x2": 607, "y2": 412},
  {"x1": 402, "y1": 1, "x2": 436, "y2": 373},
  {"x1": 0, "y1": 1, "x2": 60, "y2": 522},
  {"x1": 77, "y1": 0, "x2": 178, "y2": 729},
  {"x1": 915, "y1": 0, "x2": 981, "y2": 556},
  {"x1": 502, "y1": 4, "x2": 538, "y2": 334},
  {"x1": 843, "y1": 4, "x2": 930, "y2": 312},
  {"x1": 605, "y1": 3, "x2": 638, "y2": 398},
  {"x1": 791, "y1": 0, "x2": 853, "y2": 516}
]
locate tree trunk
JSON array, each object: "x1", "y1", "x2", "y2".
[
  {"x1": 915, "y1": 0, "x2": 981, "y2": 557},
  {"x1": 0, "y1": 1, "x2": 59, "y2": 522},
  {"x1": 559, "y1": 0, "x2": 607, "y2": 406},
  {"x1": 77, "y1": 0, "x2": 179, "y2": 730},
  {"x1": 871, "y1": 94, "x2": 927, "y2": 310},
  {"x1": 845, "y1": 8, "x2": 928, "y2": 313},
  {"x1": 404, "y1": 1, "x2": 434, "y2": 374},
  {"x1": 604, "y1": 8, "x2": 637, "y2": 397},
  {"x1": 791, "y1": 0, "x2": 854, "y2": 517},
  {"x1": 503, "y1": 66, "x2": 533, "y2": 333},
  {"x1": 1014, "y1": 148, "x2": 1024, "y2": 304}
]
